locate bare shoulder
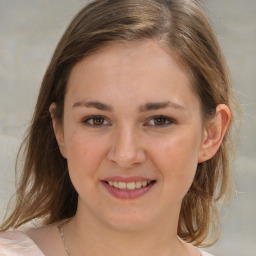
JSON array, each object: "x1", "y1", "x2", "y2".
[
  {"x1": 25, "y1": 223, "x2": 66, "y2": 256},
  {"x1": 25, "y1": 223, "x2": 57, "y2": 243}
]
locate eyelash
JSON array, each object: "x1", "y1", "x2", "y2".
[{"x1": 82, "y1": 115, "x2": 176, "y2": 128}]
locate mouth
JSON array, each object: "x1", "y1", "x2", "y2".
[
  {"x1": 101, "y1": 178, "x2": 157, "y2": 199},
  {"x1": 103, "y1": 180, "x2": 156, "y2": 190}
]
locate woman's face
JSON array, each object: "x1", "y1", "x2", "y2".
[{"x1": 55, "y1": 40, "x2": 207, "y2": 230}]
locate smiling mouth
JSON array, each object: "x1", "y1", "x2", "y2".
[{"x1": 103, "y1": 180, "x2": 156, "y2": 190}]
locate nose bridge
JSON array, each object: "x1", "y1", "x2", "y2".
[{"x1": 108, "y1": 123, "x2": 146, "y2": 168}]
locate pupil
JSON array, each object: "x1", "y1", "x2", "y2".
[
  {"x1": 94, "y1": 117, "x2": 103, "y2": 125},
  {"x1": 155, "y1": 117, "x2": 166, "y2": 125}
]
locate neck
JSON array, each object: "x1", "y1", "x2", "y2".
[{"x1": 63, "y1": 205, "x2": 191, "y2": 256}]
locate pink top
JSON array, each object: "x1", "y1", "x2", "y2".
[
  {"x1": 0, "y1": 231, "x2": 215, "y2": 256},
  {"x1": 0, "y1": 231, "x2": 44, "y2": 256}
]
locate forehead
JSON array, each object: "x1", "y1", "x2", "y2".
[
  {"x1": 65, "y1": 40, "x2": 199, "y2": 113},
  {"x1": 67, "y1": 40, "x2": 190, "y2": 82}
]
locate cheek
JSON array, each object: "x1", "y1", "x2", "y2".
[
  {"x1": 148, "y1": 131, "x2": 201, "y2": 191},
  {"x1": 64, "y1": 130, "x2": 108, "y2": 180},
  {"x1": 64, "y1": 132, "x2": 110, "y2": 201}
]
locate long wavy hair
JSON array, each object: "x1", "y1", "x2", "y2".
[{"x1": 1, "y1": 0, "x2": 239, "y2": 246}]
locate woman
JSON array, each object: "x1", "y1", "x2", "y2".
[{"x1": 0, "y1": 0, "x2": 238, "y2": 255}]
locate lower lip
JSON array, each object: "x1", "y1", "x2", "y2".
[{"x1": 101, "y1": 181, "x2": 156, "y2": 199}]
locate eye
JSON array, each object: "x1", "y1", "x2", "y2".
[
  {"x1": 145, "y1": 115, "x2": 175, "y2": 127},
  {"x1": 83, "y1": 115, "x2": 110, "y2": 127}
]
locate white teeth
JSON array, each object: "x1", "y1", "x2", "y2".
[
  {"x1": 135, "y1": 181, "x2": 142, "y2": 189},
  {"x1": 107, "y1": 181, "x2": 152, "y2": 190},
  {"x1": 141, "y1": 181, "x2": 147, "y2": 187},
  {"x1": 118, "y1": 182, "x2": 126, "y2": 189},
  {"x1": 127, "y1": 182, "x2": 136, "y2": 190}
]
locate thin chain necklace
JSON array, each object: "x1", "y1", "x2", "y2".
[{"x1": 57, "y1": 220, "x2": 71, "y2": 256}]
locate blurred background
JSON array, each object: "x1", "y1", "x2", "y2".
[{"x1": 0, "y1": 0, "x2": 255, "y2": 255}]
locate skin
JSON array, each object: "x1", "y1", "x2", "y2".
[{"x1": 28, "y1": 40, "x2": 230, "y2": 256}]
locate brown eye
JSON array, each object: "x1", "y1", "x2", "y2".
[
  {"x1": 83, "y1": 116, "x2": 109, "y2": 127},
  {"x1": 145, "y1": 115, "x2": 175, "y2": 127},
  {"x1": 93, "y1": 117, "x2": 105, "y2": 125},
  {"x1": 153, "y1": 116, "x2": 168, "y2": 126}
]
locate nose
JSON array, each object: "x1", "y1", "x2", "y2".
[{"x1": 107, "y1": 125, "x2": 146, "y2": 169}]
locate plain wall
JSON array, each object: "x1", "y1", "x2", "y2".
[{"x1": 0, "y1": 1, "x2": 255, "y2": 255}]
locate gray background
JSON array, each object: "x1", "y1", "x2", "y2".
[{"x1": 0, "y1": 1, "x2": 255, "y2": 255}]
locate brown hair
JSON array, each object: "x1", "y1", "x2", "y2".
[{"x1": 1, "y1": 0, "x2": 239, "y2": 246}]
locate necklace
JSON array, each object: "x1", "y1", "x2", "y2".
[{"x1": 57, "y1": 220, "x2": 71, "y2": 256}]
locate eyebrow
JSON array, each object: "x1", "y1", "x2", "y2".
[
  {"x1": 73, "y1": 101, "x2": 113, "y2": 111},
  {"x1": 72, "y1": 100, "x2": 186, "y2": 112},
  {"x1": 139, "y1": 101, "x2": 186, "y2": 112}
]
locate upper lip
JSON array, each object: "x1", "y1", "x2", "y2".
[{"x1": 102, "y1": 176, "x2": 155, "y2": 182}]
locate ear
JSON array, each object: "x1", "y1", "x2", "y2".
[
  {"x1": 49, "y1": 103, "x2": 67, "y2": 158},
  {"x1": 198, "y1": 104, "x2": 231, "y2": 163}
]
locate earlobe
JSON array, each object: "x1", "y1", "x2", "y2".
[
  {"x1": 49, "y1": 103, "x2": 67, "y2": 158},
  {"x1": 198, "y1": 104, "x2": 231, "y2": 163}
]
